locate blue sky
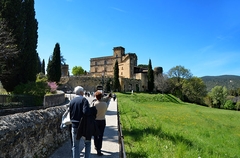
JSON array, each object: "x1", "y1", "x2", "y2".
[{"x1": 35, "y1": 0, "x2": 240, "y2": 77}]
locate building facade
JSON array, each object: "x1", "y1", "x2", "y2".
[
  {"x1": 90, "y1": 46, "x2": 137, "y2": 79},
  {"x1": 61, "y1": 46, "x2": 163, "y2": 92}
]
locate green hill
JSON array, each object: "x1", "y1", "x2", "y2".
[
  {"x1": 201, "y1": 75, "x2": 240, "y2": 92},
  {"x1": 117, "y1": 93, "x2": 240, "y2": 157}
]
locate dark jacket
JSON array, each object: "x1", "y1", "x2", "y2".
[
  {"x1": 69, "y1": 95, "x2": 90, "y2": 128},
  {"x1": 76, "y1": 106, "x2": 100, "y2": 140}
]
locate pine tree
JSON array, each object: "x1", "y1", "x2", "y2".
[
  {"x1": 47, "y1": 43, "x2": 61, "y2": 82},
  {"x1": 113, "y1": 60, "x2": 120, "y2": 92},
  {"x1": 148, "y1": 59, "x2": 154, "y2": 92}
]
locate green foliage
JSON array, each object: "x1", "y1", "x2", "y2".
[
  {"x1": 147, "y1": 59, "x2": 154, "y2": 92},
  {"x1": 118, "y1": 93, "x2": 240, "y2": 157},
  {"x1": 167, "y1": 65, "x2": 192, "y2": 99},
  {"x1": 209, "y1": 86, "x2": 228, "y2": 108},
  {"x1": 47, "y1": 43, "x2": 61, "y2": 82},
  {"x1": 0, "y1": 0, "x2": 38, "y2": 91},
  {"x1": 236, "y1": 101, "x2": 240, "y2": 111},
  {"x1": 182, "y1": 77, "x2": 207, "y2": 104},
  {"x1": 0, "y1": 19, "x2": 20, "y2": 92},
  {"x1": 223, "y1": 100, "x2": 235, "y2": 110},
  {"x1": 0, "y1": 81, "x2": 7, "y2": 94},
  {"x1": 20, "y1": 0, "x2": 38, "y2": 83},
  {"x1": 113, "y1": 60, "x2": 120, "y2": 91},
  {"x1": 41, "y1": 59, "x2": 45, "y2": 75},
  {"x1": 72, "y1": 66, "x2": 84, "y2": 76},
  {"x1": 13, "y1": 81, "x2": 48, "y2": 106},
  {"x1": 36, "y1": 73, "x2": 48, "y2": 83},
  {"x1": 36, "y1": 53, "x2": 41, "y2": 73},
  {"x1": 137, "y1": 64, "x2": 148, "y2": 69}
]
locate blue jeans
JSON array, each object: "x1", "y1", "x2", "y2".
[{"x1": 72, "y1": 127, "x2": 91, "y2": 158}]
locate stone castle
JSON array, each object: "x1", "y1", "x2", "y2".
[{"x1": 61, "y1": 46, "x2": 163, "y2": 92}]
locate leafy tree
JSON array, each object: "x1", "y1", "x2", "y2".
[
  {"x1": 182, "y1": 77, "x2": 207, "y2": 104},
  {"x1": 168, "y1": 65, "x2": 192, "y2": 99},
  {"x1": 113, "y1": 60, "x2": 120, "y2": 92},
  {"x1": 47, "y1": 43, "x2": 61, "y2": 82},
  {"x1": 155, "y1": 73, "x2": 169, "y2": 94},
  {"x1": 147, "y1": 59, "x2": 154, "y2": 92},
  {"x1": 0, "y1": 19, "x2": 20, "y2": 92},
  {"x1": 209, "y1": 86, "x2": 228, "y2": 108},
  {"x1": 41, "y1": 59, "x2": 45, "y2": 75},
  {"x1": 72, "y1": 66, "x2": 84, "y2": 76},
  {"x1": 223, "y1": 100, "x2": 235, "y2": 110}
]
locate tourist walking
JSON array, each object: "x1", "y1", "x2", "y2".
[
  {"x1": 69, "y1": 86, "x2": 91, "y2": 158},
  {"x1": 92, "y1": 91, "x2": 109, "y2": 156}
]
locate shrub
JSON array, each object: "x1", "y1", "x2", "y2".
[
  {"x1": 13, "y1": 81, "x2": 48, "y2": 106},
  {"x1": 235, "y1": 101, "x2": 240, "y2": 111},
  {"x1": 223, "y1": 100, "x2": 235, "y2": 110},
  {"x1": 47, "y1": 82, "x2": 58, "y2": 94}
]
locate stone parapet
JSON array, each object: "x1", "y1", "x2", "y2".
[
  {"x1": 0, "y1": 105, "x2": 69, "y2": 158},
  {"x1": 44, "y1": 91, "x2": 65, "y2": 108}
]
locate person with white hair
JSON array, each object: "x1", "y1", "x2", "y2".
[{"x1": 69, "y1": 86, "x2": 91, "y2": 158}]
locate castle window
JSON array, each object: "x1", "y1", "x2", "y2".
[
  {"x1": 95, "y1": 62, "x2": 97, "y2": 66},
  {"x1": 116, "y1": 55, "x2": 118, "y2": 58},
  {"x1": 121, "y1": 72, "x2": 123, "y2": 75},
  {"x1": 122, "y1": 67, "x2": 123, "y2": 70},
  {"x1": 104, "y1": 60, "x2": 107, "y2": 65}
]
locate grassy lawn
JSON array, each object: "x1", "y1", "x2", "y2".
[{"x1": 117, "y1": 93, "x2": 240, "y2": 158}]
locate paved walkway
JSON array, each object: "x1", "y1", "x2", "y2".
[{"x1": 50, "y1": 96, "x2": 119, "y2": 158}]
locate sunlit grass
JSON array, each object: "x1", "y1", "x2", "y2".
[{"x1": 117, "y1": 93, "x2": 240, "y2": 158}]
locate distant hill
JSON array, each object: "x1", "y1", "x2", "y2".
[{"x1": 201, "y1": 75, "x2": 240, "y2": 92}]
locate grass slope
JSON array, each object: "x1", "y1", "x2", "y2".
[{"x1": 117, "y1": 93, "x2": 240, "y2": 158}]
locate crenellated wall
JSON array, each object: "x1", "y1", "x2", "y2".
[{"x1": 0, "y1": 105, "x2": 70, "y2": 158}]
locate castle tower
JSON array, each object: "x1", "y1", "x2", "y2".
[
  {"x1": 113, "y1": 46, "x2": 125, "y2": 63},
  {"x1": 61, "y1": 64, "x2": 69, "y2": 77},
  {"x1": 154, "y1": 67, "x2": 163, "y2": 75}
]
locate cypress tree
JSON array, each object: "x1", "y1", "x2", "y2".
[
  {"x1": 113, "y1": 60, "x2": 120, "y2": 92},
  {"x1": 36, "y1": 53, "x2": 41, "y2": 73},
  {"x1": 148, "y1": 59, "x2": 154, "y2": 92},
  {"x1": 0, "y1": 20, "x2": 20, "y2": 91},
  {"x1": 47, "y1": 43, "x2": 61, "y2": 82},
  {"x1": 0, "y1": 0, "x2": 24, "y2": 91},
  {"x1": 0, "y1": 0, "x2": 38, "y2": 89},
  {"x1": 41, "y1": 59, "x2": 45, "y2": 75},
  {"x1": 20, "y1": 0, "x2": 38, "y2": 82}
]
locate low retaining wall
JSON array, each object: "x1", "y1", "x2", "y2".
[
  {"x1": 0, "y1": 105, "x2": 70, "y2": 158},
  {"x1": 44, "y1": 91, "x2": 66, "y2": 108}
]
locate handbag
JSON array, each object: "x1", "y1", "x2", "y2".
[{"x1": 60, "y1": 106, "x2": 72, "y2": 129}]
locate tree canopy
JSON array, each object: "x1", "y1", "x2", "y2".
[{"x1": 72, "y1": 66, "x2": 84, "y2": 76}]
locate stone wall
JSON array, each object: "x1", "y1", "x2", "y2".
[
  {"x1": 59, "y1": 76, "x2": 144, "y2": 93},
  {"x1": 44, "y1": 91, "x2": 65, "y2": 108},
  {"x1": 0, "y1": 105, "x2": 70, "y2": 158}
]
